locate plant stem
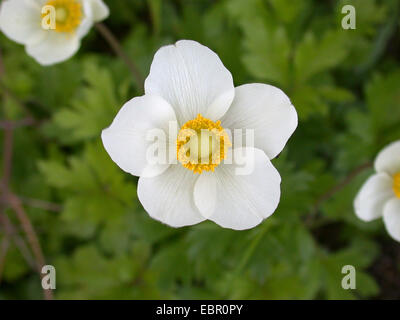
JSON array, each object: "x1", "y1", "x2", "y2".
[
  {"x1": 8, "y1": 193, "x2": 54, "y2": 300},
  {"x1": 18, "y1": 196, "x2": 62, "y2": 213},
  {"x1": 236, "y1": 226, "x2": 268, "y2": 276},
  {"x1": 0, "y1": 47, "x2": 53, "y2": 300},
  {"x1": 306, "y1": 161, "x2": 373, "y2": 225},
  {"x1": 0, "y1": 232, "x2": 10, "y2": 284},
  {"x1": 95, "y1": 22, "x2": 144, "y2": 89}
]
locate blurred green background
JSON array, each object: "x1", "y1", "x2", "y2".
[{"x1": 0, "y1": 0, "x2": 400, "y2": 299}]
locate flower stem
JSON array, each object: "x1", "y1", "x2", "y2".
[
  {"x1": 0, "y1": 47, "x2": 53, "y2": 300},
  {"x1": 306, "y1": 161, "x2": 373, "y2": 226},
  {"x1": 95, "y1": 22, "x2": 144, "y2": 90},
  {"x1": 236, "y1": 226, "x2": 269, "y2": 276},
  {"x1": 8, "y1": 193, "x2": 54, "y2": 300},
  {"x1": 224, "y1": 222, "x2": 272, "y2": 298}
]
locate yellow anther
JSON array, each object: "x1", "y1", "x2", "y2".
[
  {"x1": 176, "y1": 114, "x2": 231, "y2": 174},
  {"x1": 43, "y1": 0, "x2": 82, "y2": 33},
  {"x1": 393, "y1": 173, "x2": 400, "y2": 198}
]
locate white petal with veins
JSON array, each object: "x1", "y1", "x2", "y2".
[
  {"x1": 374, "y1": 140, "x2": 400, "y2": 176},
  {"x1": 102, "y1": 95, "x2": 176, "y2": 178},
  {"x1": 145, "y1": 40, "x2": 235, "y2": 125},
  {"x1": 0, "y1": 0, "x2": 45, "y2": 45},
  {"x1": 354, "y1": 173, "x2": 394, "y2": 222},
  {"x1": 383, "y1": 198, "x2": 400, "y2": 242},
  {"x1": 138, "y1": 165, "x2": 205, "y2": 227},
  {"x1": 222, "y1": 83, "x2": 298, "y2": 160},
  {"x1": 194, "y1": 148, "x2": 281, "y2": 230}
]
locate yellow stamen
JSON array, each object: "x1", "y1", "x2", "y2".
[
  {"x1": 393, "y1": 173, "x2": 400, "y2": 198},
  {"x1": 43, "y1": 0, "x2": 82, "y2": 33},
  {"x1": 177, "y1": 114, "x2": 231, "y2": 174}
]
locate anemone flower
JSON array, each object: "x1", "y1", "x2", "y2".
[{"x1": 102, "y1": 40, "x2": 298, "y2": 230}]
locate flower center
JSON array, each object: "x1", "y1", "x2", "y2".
[
  {"x1": 176, "y1": 114, "x2": 231, "y2": 174},
  {"x1": 43, "y1": 0, "x2": 82, "y2": 33},
  {"x1": 393, "y1": 173, "x2": 400, "y2": 198}
]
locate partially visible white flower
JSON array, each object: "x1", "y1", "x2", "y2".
[
  {"x1": 102, "y1": 40, "x2": 298, "y2": 230},
  {"x1": 0, "y1": 0, "x2": 109, "y2": 65},
  {"x1": 354, "y1": 140, "x2": 400, "y2": 241}
]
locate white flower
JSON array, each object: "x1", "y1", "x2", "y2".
[
  {"x1": 102, "y1": 40, "x2": 298, "y2": 230},
  {"x1": 354, "y1": 140, "x2": 400, "y2": 241},
  {"x1": 0, "y1": 0, "x2": 109, "y2": 65}
]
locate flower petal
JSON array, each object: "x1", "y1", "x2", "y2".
[
  {"x1": 102, "y1": 95, "x2": 177, "y2": 178},
  {"x1": 374, "y1": 140, "x2": 400, "y2": 175},
  {"x1": 221, "y1": 84, "x2": 298, "y2": 160},
  {"x1": 383, "y1": 198, "x2": 400, "y2": 242},
  {"x1": 26, "y1": 32, "x2": 80, "y2": 65},
  {"x1": 354, "y1": 173, "x2": 394, "y2": 222},
  {"x1": 0, "y1": 0, "x2": 45, "y2": 45},
  {"x1": 145, "y1": 40, "x2": 234, "y2": 125},
  {"x1": 76, "y1": 17, "x2": 93, "y2": 39},
  {"x1": 138, "y1": 165, "x2": 205, "y2": 227},
  {"x1": 83, "y1": 0, "x2": 109, "y2": 22},
  {"x1": 193, "y1": 172, "x2": 217, "y2": 219},
  {"x1": 201, "y1": 148, "x2": 281, "y2": 230}
]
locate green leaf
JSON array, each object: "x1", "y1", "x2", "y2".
[
  {"x1": 366, "y1": 70, "x2": 400, "y2": 142},
  {"x1": 52, "y1": 59, "x2": 127, "y2": 143},
  {"x1": 241, "y1": 18, "x2": 291, "y2": 86},
  {"x1": 294, "y1": 31, "x2": 348, "y2": 83}
]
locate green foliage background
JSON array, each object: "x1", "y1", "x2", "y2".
[{"x1": 0, "y1": 0, "x2": 400, "y2": 299}]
